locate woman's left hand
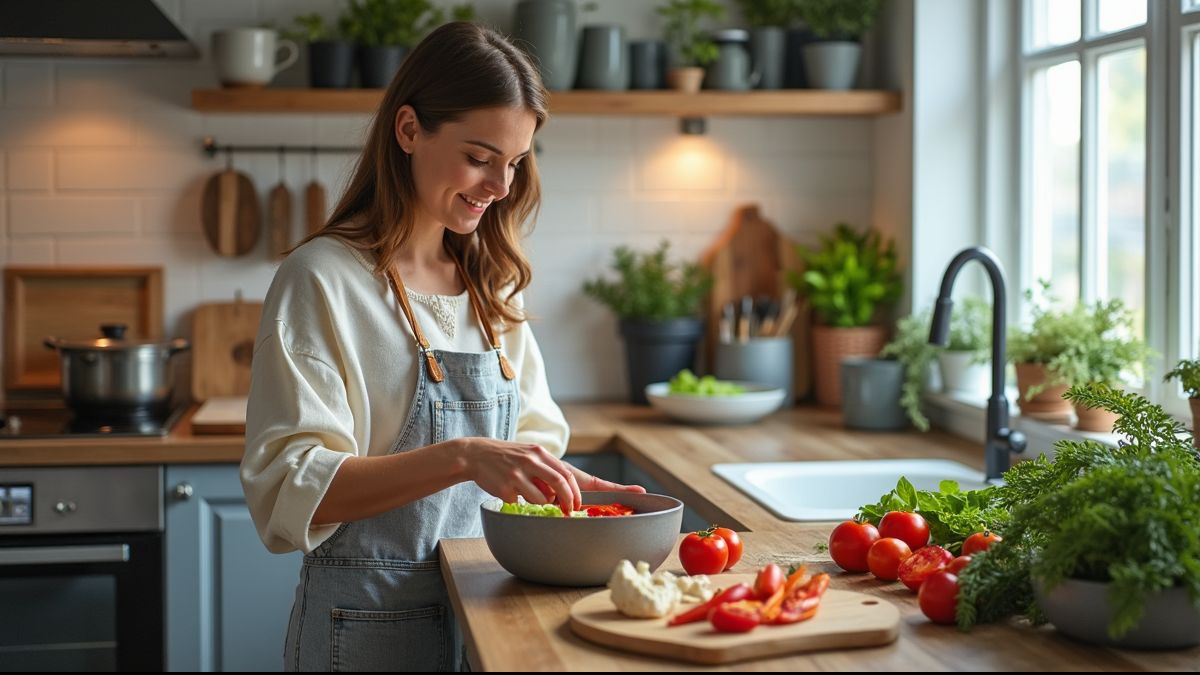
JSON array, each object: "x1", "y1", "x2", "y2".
[{"x1": 567, "y1": 464, "x2": 647, "y2": 494}]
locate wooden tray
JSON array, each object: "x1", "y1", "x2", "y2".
[
  {"x1": 4, "y1": 266, "x2": 163, "y2": 392},
  {"x1": 568, "y1": 573, "x2": 899, "y2": 665},
  {"x1": 191, "y1": 300, "x2": 263, "y2": 402}
]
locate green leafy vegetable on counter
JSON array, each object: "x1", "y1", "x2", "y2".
[
  {"x1": 668, "y1": 369, "x2": 745, "y2": 396},
  {"x1": 499, "y1": 502, "x2": 589, "y2": 518},
  {"x1": 857, "y1": 477, "x2": 1008, "y2": 555}
]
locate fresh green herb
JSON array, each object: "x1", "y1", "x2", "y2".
[
  {"x1": 582, "y1": 240, "x2": 711, "y2": 321},
  {"x1": 856, "y1": 477, "x2": 1008, "y2": 554},
  {"x1": 790, "y1": 223, "x2": 902, "y2": 328},
  {"x1": 668, "y1": 369, "x2": 745, "y2": 396},
  {"x1": 657, "y1": 0, "x2": 725, "y2": 68},
  {"x1": 957, "y1": 384, "x2": 1200, "y2": 638},
  {"x1": 793, "y1": 0, "x2": 881, "y2": 40},
  {"x1": 813, "y1": 542, "x2": 829, "y2": 554},
  {"x1": 1165, "y1": 358, "x2": 1200, "y2": 398}
]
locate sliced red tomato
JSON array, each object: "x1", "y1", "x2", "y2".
[
  {"x1": 667, "y1": 582, "x2": 754, "y2": 626},
  {"x1": 582, "y1": 503, "x2": 634, "y2": 517},
  {"x1": 753, "y1": 564, "x2": 785, "y2": 601},
  {"x1": 709, "y1": 600, "x2": 763, "y2": 633},
  {"x1": 897, "y1": 545, "x2": 954, "y2": 591}
]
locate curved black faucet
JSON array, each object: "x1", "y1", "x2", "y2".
[{"x1": 929, "y1": 247, "x2": 1027, "y2": 481}]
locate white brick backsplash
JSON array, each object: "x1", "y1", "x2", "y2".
[
  {"x1": 538, "y1": 154, "x2": 633, "y2": 192},
  {"x1": 6, "y1": 151, "x2": 52, "y2": 191},
  {"x1": 9, "y1": 196, "x2": 137, "y2": 235},
  {"x1": 707, "y1": 118, "x2": 771, "y2": 155},
  {"x1": 732, "y1": 155, "x2": 872, "y2": 195},
  {"x1": 135, "y1": 111, "x2": 204, "y2": 147},
  {"x1": 58, "y1": 150, "x2": 209, "y2": 190},
  {"x1": 4, "y1": 238, "x2": 55, "y2": 265},
  {"x1": 4, "y1": 63, "x2": 53, "y2": 108},
  {"x1": 0, "y1": 110, "x2": 133, "y2": 147},
  {"x1": 531, "y1": 192, "x2": 596, "y2": 235},
  {"x1": 593, "y1": 118, "x2": 636, "y2": 152},
  {"x1": 140, "y1": 188, "x2": 204, "y2": 235},
  {"x1": 203, "y1": 115, "x2": 315, "y2": 146},
  {"x1": 762, "y1": 118, "x2": 873, "y2": 156},
  {"x1": 639, "y1": 139, "x2": 729, "y2": 192},
  {"x1": 314, "y1": 115, "x2": 372, "y2": 146},
  {"x1": 56, "y1": 64, "x2": 206, "y2": 110},
  {"x1": 538, "y1": 117, "x2": 595, "y2": 152}
]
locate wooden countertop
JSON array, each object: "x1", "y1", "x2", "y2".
[{"x1": 440, "y1": 404, "x2": 1200, "y2": 671}]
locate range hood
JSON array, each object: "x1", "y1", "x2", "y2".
[{"x1": 0, "y1": 0, "x2": 198, "y2": 58}]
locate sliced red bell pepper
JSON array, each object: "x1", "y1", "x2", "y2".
[{"x1": 667, "y1": 582, "x2": 753, "y2": 626}]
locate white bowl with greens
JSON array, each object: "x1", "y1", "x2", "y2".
[{"x1": 645, "y1": 370, "x2": 786, "y2": 425}]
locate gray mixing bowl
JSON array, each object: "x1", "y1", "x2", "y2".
[{"x1": 480, "y1": 491, "x2": 683, "y2": 587}]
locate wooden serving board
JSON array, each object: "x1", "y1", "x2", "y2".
[
  {"x1": 191, "y1": 300, "x2": 263, "y2": 402},
  {"x1": 191, "y1": 396, "x2": 248, "y2": 435},
  {"x1": 568, "y1": 573, "x2": 899, "y2": 665}
]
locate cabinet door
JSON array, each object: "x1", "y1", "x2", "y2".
[{"x1": 165, "y1": 465, "x2": 301, "y2": 672}]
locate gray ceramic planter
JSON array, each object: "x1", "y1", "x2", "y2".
[
  {"x1": 1035, "y1": 577, "x2": 1200, "y2": 649},
  {"x1": 840, "y1": 357, "x2": 907, "y2": 430}
]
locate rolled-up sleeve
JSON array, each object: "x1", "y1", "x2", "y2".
[{"x1": 241, "y1": 322, "x2": 357, "y2": 554}]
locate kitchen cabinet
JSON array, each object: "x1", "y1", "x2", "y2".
[{"x1": 165, "y1": 464, "x2": 301, "y2": 672}]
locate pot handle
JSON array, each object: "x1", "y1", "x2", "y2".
[
  {"x1": 168, "y1": 338, "x2": 191, "y2": 355},
  {"x1": 43, "y1": 337, "x2": 61, "y2": 351}
]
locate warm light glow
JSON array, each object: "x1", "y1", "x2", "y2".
[{"x1": 642, "y1": 135, "x2": 724, "y2": 191}]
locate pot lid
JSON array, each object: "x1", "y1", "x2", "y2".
[{"x1": 45, "y1": 324, "x2": 190, "y2": 351}]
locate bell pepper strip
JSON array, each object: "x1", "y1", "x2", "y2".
[
  {"x1": 769, "y1": 573, "x2": 830, "y2": 625},
  {"x1": 583, "y1": 503, "x2": 635, "y2": 517},
  {"x1": 667, "y1": 582, "x2": 753, "y2": 626}
]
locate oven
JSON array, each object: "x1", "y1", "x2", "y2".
[{"x1": 0, "y1": 466, "x2": 163, "y2": 672}]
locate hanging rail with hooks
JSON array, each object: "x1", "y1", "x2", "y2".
[{"x1": 201, "y1": 136, "x2": 362, "y2": 159}]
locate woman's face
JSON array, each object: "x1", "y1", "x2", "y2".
[{"x1": 400, "y1": 105, "x2": 536, "y2": 236}]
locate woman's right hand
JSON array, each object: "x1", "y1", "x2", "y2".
[{"x1": 456, "y1": 438, "x2": 582, "y2": 515}]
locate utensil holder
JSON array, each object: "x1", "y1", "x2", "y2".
[{"x1": 714, "y1": 337, "x2": 793, "y2": 406}]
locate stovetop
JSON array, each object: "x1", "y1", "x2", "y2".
[{"x1": 0, "y1": 406, "x2": 186, "y2": 439}]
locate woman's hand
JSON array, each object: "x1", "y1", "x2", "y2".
[
  {"x1": 457, "y1": 438, "x2": 582, "y2": 514},
  {"x1": 567, "y1": 463, "x2": 647, "y2": 495}
]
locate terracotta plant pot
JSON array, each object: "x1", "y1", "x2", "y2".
[
  {"x1": 811, "y1": 324, "x2": 886, "y2": 408},
  {"x1": 1014, "y1": 363, "x2": 1072, "y2": 421},
  {"x1": 1073, "y1": 403, "x2": 1118, "y2": 433},
  {"x1": 1191, "y1": 398, "x2": 1200, "y2": 449},
  {"x1": 666, "y1": 66, "x2": 704, "y2": 93}
]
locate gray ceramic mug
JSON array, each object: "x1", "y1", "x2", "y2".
[
  {"x1": 576, "y1": 25, "x2": 629, "y2": 90},
  {"x1": 211, "y1": 28, "x2": 298, "y2": 88},
  {"x1": 715, "y1": 337, "x2": 794, "y2": 405}
]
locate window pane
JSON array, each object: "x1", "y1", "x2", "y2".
[
  {"x1": 1030, "y1": 0, "x2": 1081, "y2": 51},
  {"x1": 1031, "y1": 61, "x2": 1082, "y2": 301},
  {"x1": 1193, "y1": 34, "x2": 1200, "y2": 359},
  {"x1": 1097, "y1": 46, "x2": 1146, "y2": 338},
  {"x1": 1188, "y1": 0, "x2": 1200, "y2": 15},
  {"x1": 1097, "y1": 0, "x2": 1146, "y2": 34}
]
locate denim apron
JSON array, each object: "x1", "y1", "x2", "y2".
[{"x1": 283, "y1": 266, "x2": 518, "y2": 672}]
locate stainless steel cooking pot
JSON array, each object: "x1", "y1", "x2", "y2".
[{"x1": 44, "y1": 324, "x2": 190, "y2": 415}]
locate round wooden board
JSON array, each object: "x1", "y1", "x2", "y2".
[{"x1": 568, "y1": 573, "x2": 900, "y2": 665}]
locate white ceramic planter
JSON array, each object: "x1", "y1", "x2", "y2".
[{"x1": 937, "y1": 350, "x2": 990, "y2": 398}]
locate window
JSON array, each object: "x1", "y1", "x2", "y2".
[{"x1": 1016, "y1": 0, "x2": 1200, "y2": 410}]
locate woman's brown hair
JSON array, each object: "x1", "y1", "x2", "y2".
[{"x1": 302, "y1": 21, "x2": 547, "y2": 330}]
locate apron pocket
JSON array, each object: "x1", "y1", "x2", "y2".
[
  {"x1": 433, "y1": 394, "x2": 514, "y2": 443},
  {"x1": 330, "y1": 605, "x2": 449, "y2": 672}
]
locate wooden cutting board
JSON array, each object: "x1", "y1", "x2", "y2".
[
  {"x1": 191, "y1": 396, "x2": 248, "y2": 435},
  {"x1": 191, "y1": 300, "x2": 263, "y2": 402},
  {"x1": 568, "y1": 573, "x2": 899, "y2": 665}
]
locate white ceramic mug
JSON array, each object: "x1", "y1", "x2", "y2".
[{"x1": 211, "y1": 28, "x2": 298, "y2": 88}]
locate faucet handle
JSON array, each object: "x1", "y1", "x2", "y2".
[{"x1": 1000, "y1": 428, "x2": 1027, "y2": 455}]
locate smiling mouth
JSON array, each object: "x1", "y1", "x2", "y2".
[{"x1": 459, "y1": 194, "x2": 489, "y2": 210}]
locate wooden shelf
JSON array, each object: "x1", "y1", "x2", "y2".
[{"x1": 191, "y1": 88, "x2": 901, "y2": 117}]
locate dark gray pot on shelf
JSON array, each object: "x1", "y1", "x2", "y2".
[
  {"x1": 750, "y1": 26, "x2": 785, "y2": 89},
  {"x1": 513, "y1": 0, "x2": 578, "y2": 91},
  {"x1": 804, "y1": 41, "x2": 861, "y2": 90},
  {"x1": 309, "y1": 40, "x2": 354, "y2": 88},
  {"x1": 576, "y1": 24, "x2": 628, "y2": 90},
  {"x1": 1035, "y1": 577, "x2": 1200, "y2": 650},
  {"x1": 619, "y1": 318, "x2": 704, "y2": 405},
  {"x1": 784, "y1": 27, "x2": 816, "y2": 88},
  {"x1": 358, "y1": 45, "x2": 407, "y2": 88},
  {"x1": 840, "y1": 358, "x2": 907, "y2": 430}
]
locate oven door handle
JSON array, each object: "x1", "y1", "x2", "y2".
[{"x1": 0, "y1": 544, "x2": 130, "y2": 566}]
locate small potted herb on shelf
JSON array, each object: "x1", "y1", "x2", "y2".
[
  {"x1": 792, "y1": 0, "x2": 880, "y2": 89},
  {"x1": 1165, "y1": 358, "x2": 1200, "y2": 447},
  {"x1": 287, "y1": 13, "x2": 354, "y2": 88},
  {"x1": 583, "y1": 241, "x2": 712, "y2": 405},
  {"x1": 936, "y1": 296, "x2": 992, "y2": 399},
  {"x1": 958, "y1": 384, "x2": 1200, "y2": 649},
  {"x1": 339, "y1": 0, "x2": 441, "y2": 88},
  {"x1": 657, "y1": 0, "x2": 725, "y2": 93}
]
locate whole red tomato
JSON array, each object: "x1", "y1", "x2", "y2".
[
  {"x1": 897, "y1": 544, "x2": 954, "y2": 591},
  {"x1": 962, "y1": 531, "x2": 1002, "y2": 556},
  {"x1": 918, "y1": 571, "x2": 960, "y2": 624},
  {"x1": 866, "y1": 537, "x2": 912, "y2": 581},
  {"x1": 828, "y1": 520, "x2": 880, "y2": 573},
  {"x1": 753, "y1": 563, "x2": 785, "y2": 600},
  {"x1": 679, "y1": 528, "x2": 729, "y2": 576},
  {"x1": 878, "y1": 511, "x2": 931, "y2": 550},
  {"x1": 946, "y1": 555, "x2": 973, "y2": 575},
  {"x1": 712, "y1": 526, "x2": 744, "y2": 570}
]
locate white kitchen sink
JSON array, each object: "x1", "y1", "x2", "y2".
[{"x1": 712, "y1": 459, "x2": 989, "y2": 522}]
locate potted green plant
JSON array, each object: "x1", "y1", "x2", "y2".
[
  {"x1": 287, "y1": 13, "x2": 354, "y2": 88},
  {"x1": 790, "y1": 222, "x2": 901, "y2": 407},
  {"x1": 1007, "y1": 289, "x2": 1086, "y2": 421},
  {"x1": 339, "y1": 0, "x2": 440, "y2": 88},
  {"x1": 657, "y1": 0, "x2": 725, "y2": 93},
  {"x1": 936, "y1": 296, "x2": 992, "y2": 398},
  {"x1": 878, "y1": 310, "x2": 939, "y2": 431},
  {"x1": 735, "y1": 0, "x2": 799, "y2": 89},
  {"x1": 793, "y1": 0, "x2": 881, "y2": 89},
  {"x1": 583, "y1": 241, "x2": 712, "y2": 405},
  {"x1": 958, "y1": 384, "x2": 1200, "y2": 649},
  {"x1": 1164, "y1": 358, "x2": 1200, "y2": 448}
]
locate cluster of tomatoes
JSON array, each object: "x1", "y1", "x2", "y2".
[
  {"x1": 828, "y1": 512, "x2": 1001, "y2": 625},
  {"x1": 678, "y1": 525, "x2": 743, "y2": 575}
]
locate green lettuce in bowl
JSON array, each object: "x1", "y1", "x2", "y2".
[{"x1": 668, "y1": 369, "x2": 745, "y2": 396}]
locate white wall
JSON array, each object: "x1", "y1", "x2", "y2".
[{"x1": 0, "y1": 0, "x2": 880, "y2": 401}]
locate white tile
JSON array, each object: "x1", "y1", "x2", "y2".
[
  {"x1": 203, "y1": 114, "x2": 314, "y2": 146},
  {"x1": 314, "y1": 115, "x2": 372, "y2": 146},
  {"x1": 531, "y1": 192, "x2": 596, "y2": 235},
  {"x1": 731, "y1": 155, "x2": 872, "y2": 195},
  {"x1": 537, "y1": 117, "x2": 595, "y2": 152},
  {"x1": 197, "y1": 257, "x2": 281, "y2": 303},
  {"x1": 4, "y1": 238, "x2": 55, "y2": 265},
  {"x1": 761, "y1": 118, "x2": 873, "y2": 156},
  {"x1": 9, "y1": 196, "x2": 137, "y2": 235},
  {"x1": 134, "y1": 111, "x2": 204, "y2": 147},
  {"x1": 0, "y1": 110, "x2": 134, "y2": 147},
  {"x1": 57, "y1": 149, "x2": 209, "y2": 190},
  {"x1": 140, "y1": 185, "x2": 205, "y2": 235},
  {"x1": 56, "y1": 63, "x2": 207, "y2": 110},
  {"x1": 706, "y1": 118, "x2": 770, "y2": 155},
  {"x1": 638, "y1": 137, "x2": 728, "y2": 191},
  {"x1": 593, "y1": 117, "x2": 635, "y2": 152},
  {"x1": 6, "y1": 151, "x2": 53, "y2": 191},
  {"x1": 537, "y1": 154, "x2": 632, "y2": 192},
  {"x1": 4, "y1": 63, "x2": 54, "y2": 108}
]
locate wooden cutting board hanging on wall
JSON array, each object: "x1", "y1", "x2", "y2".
[
  {"x1": 699, "y1": 204, "x2": 810, "y2": 401},
  {"x1": 190, "y1": 299, "x2": 263, "y2": 402}
]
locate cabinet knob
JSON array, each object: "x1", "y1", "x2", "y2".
[
  {"x1": 173, "y1": 482, "x2": 194, "y2": 501},
  {"x1": 54, "y1": 500, "x2": 77, "y2": 515}
]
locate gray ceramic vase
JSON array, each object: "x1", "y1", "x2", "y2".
[
  {"x1": 840, "y1": 358, "x2": 907, "y2": 430},
  {"x1": 804, "y1": 41, "x2": 861, "y2": 90},
  {"x1": 576, "y1": 24, "x2": 628, "y2": 90},
  {"x1": 513, "y1": 0, "x2": 577, "y2": 91}
]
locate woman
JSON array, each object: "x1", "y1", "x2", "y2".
[{"x1": 241, "y1": 22, "x2": 644, "y2": 672}]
